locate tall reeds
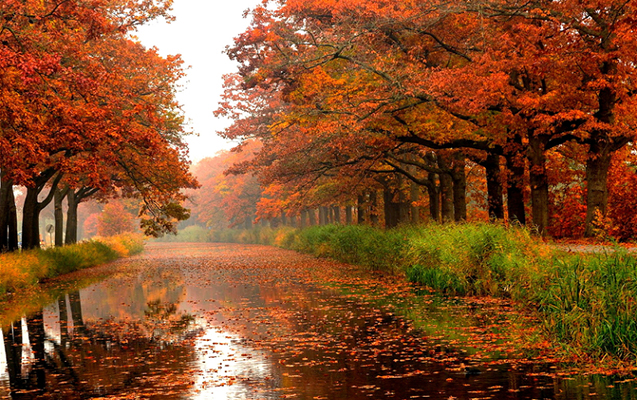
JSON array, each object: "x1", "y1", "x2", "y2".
[{"x1": 276, "y1": 223, "x2": 637, "y2": 360}]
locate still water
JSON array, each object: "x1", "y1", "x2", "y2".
[{"x1": 1, "y1": 243, "x2": 636, "y2": 399}]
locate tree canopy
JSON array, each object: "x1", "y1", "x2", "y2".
[
  {"x1": 0, "y1": 0, "x2": 197, "y2": 250},
  {"x1": 209, "y1": 0, "x2": 637, "y2": 239}
]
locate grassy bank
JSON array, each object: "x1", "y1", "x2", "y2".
[
  {"x1": 202, "y1": 223, "x2": 637, "y2": 363},
  {"x1": 0, "y1": 233, "x2": 144, "y2": 296}
]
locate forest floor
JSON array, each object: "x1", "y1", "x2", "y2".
[{"x1": 551, "y1": 239, "x2": 637, "y2": 254}]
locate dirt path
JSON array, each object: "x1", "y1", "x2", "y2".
[{"x1": 551, "y1": 243, "x2": 637, "y2": 254}]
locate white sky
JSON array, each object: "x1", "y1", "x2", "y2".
[{"x1": 135, "y1": 1, "x2": 259, "y2": 163}]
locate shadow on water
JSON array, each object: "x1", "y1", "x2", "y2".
[{"x1": 0, "y1": 242, "x2": 635, "y2": 399}]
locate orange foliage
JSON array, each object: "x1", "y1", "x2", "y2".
[
  {"x1": 607, "y1": 149, "x2": 637, "y2": 241},
  {"x1": 97, "y1": 201, "x2": 137, "y2": 237}
]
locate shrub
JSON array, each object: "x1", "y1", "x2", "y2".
[{"x1": 0, "y1": 234, "x2": 145, "y2": 296}]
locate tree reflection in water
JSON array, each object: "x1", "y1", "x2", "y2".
[{"x1": 0, "y1": 290, "x2": 198, "y2": 399}]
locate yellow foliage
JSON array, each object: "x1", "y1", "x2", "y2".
[{"x1": 0, "y1": 251, "x2": 47, "y2": 294}]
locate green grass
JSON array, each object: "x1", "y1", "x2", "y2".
[
  {"x1": 0, "y1": 233, "x2": 145, "y2": 296},
  {"x1": 210, "y1": 222, "x2": 637, "y2": 362}
]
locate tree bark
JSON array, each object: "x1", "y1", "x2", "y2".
[
  {"x1": 332, "y1": 207, "x2": 341, "y2": 224},
  {"x1": 0, "y1": 173, "x2": 10, "y2": 252},
  {"x1": 357, "y1": 194, "x2": 366, "y2": 224},
  {"x1": 22, "y1": 170, "x2": 61, "y2": 249},
  {"x1": 54, "y1": 188, "x2": 68, "y2": 247},
  {"x1": 484, "y1": 153, "x2": 504, "y2": 220},
  {"x1": 7, "y1": 187, "x2": 17, "y2": 251},
  {"x1": 308, "y1": 208, "x2": 317, "y2": 226},
  {"x1": 410, "y1": 182, "x2": 421, "y2": 225},
  {"x1": 383, "y1": 187, "x2": 400, "y2": 229},
  {"x1": 426, "y1": 172, "x2": 440, "y2": 222},
  {"x1": 22, "y1": 188, "x2": 42, "y2": 250},
  {"x1": 451, "y1": 155, "x2": 467, "y2": 222},
  {"x1": 345, "y1": 206, "x2": 353, "y2": 225},
  {"x1": 438, "y1": 155, "x2": 455, "y2": 222},
  {"x1": 505, "y1": 152, "x2": 526, "y2": 225},
  {"x1": 369, "y1": 191, "x2": 379, "y2": 226},
  {"x1": 65, "y1": 190, "x2": 79, "y2": 245},
  {"x1": 528, "y1": 135, "x2": 549, "y2": 235},
  {"x1": 584, "y1": 145, "x2": 613, "y2": 237},
  {"x1": 318, "y1": 206, "x2": 328, "y2": 225}
]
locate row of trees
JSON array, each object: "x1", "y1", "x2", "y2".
[
  {"x1": 0, "y1": 0, "x2": 197, "y2": 251},
  {"x1": 209, "y1": 0, "x2": 637, "y2": 238}
]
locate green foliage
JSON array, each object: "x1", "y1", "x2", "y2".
[
  {"x1": 260, "y1": 222, "x2": 637, "y2": 361},
  {"x1": 0, "y1": 234, "x2": 144, "y2": 296},
  {"x1": 117, "y1": 233, "x2": 145, "y2": 255},
  {"x1": 41, "y1": 241, "x2": 120, "y2": 277},
  {"x1": 535, "y1": 250, "x2": 637, "y2": 358},
  {"x1": 403, "y1": 223, "x2": 546, "y2": 297},
  {"x1": 289, "y1": 225, "x2": 407, "y2": 271},
  {"x1": 153, "y1": 225, "x2": 212, "y2": 243}
]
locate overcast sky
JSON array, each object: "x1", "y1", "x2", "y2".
[{"x1": 135, "y1": 1, "x2": 259, "y2": 163}]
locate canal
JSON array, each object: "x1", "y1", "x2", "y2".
[{"x1": 1, "y1": 243, "x2": 636, "y2": 399}]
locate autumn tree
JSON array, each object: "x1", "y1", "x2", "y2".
[
  {"x1": 0, "y1": 0, "x2": 197, "y2": 249},
  {"x1": 188, "y1": 141, "x2": 262, "y2": 229},
  {"x1": 97, "y1": 201, "x2": 136, "y2": 237},
  {"x1": 219, "y1": 0, "x2": 637, "y2": 236}
]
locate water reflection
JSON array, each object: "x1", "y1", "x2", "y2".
[
  {"x1": 0, "y1": 288, "x2": 199, "y2": 399},
  {"x1": 0, "y1": 243, "x2": 636, "y2": 399}
]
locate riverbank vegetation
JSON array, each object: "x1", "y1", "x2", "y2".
[
  {"x1": 0, "y1": 233, "x2": 144, "y2": 297},
  {"x1": 172, "y1": 223, "x2": 637, "y2": 363},
  {"x1": 289, "y1": 224, "x2": 637, "y2": 362}
]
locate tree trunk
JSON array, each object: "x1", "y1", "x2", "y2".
[
  {"x1": 357, "y1": 195, "x2": 366, "y2": 224},
  {"x1": 369, "y1": 191, "x2": 379, "y2": 226},
  {"x1": 7, "y1": 187, "x2": 17, "y2": 251},
  {"x1": 484, "y1": 153, "x2": 504, "y2": 220},
  {"x1": 528, "y1": 135, "x2": 549, "y2": 235},
  {"x1": 332, "y1": 207, "x2": 341, "y2": 224},
  {"x1": 397, "y1": 181, "x2": 411, "y2": 225},
  {"x1": 0, "y1": 174, "x2": 10, "y2": 252},
  {"x1": 383, "y1": 187, "x2": 400, "y2": 229},
  {"x1": 22, "y1": 187, "x2": 42, "y2": 250},
  {"x1": 54, "y1": 189, "x2": 66, "y2": 247},
  {"x1": 345, "y1": 206, "x2": 353, "y2": 225},
  {"x1": 300, "y1": 209, "x2": 307, "y2": 228},
  {"x1": 584, "y1": 146, "x2": 613, "y2": 237},
  {"x1": 318, "y1": 206, "x2": 328, "y2": 225},
  {"x1": 426, "y1": 172, "x2": 440, "y2": 222},
  {"x1": 451, "y1": 156, "x2": 467, "y2": 222},
  {"x1": 506, "y1": 152, "x2": 526, "y2": 225},
  {"x1": 22, "y1": 170, "x2": 60, "y2": 249},
  {"x1": 308, "y1": 208, "x2": 317, "y2": 226},
  {"x1": 65, "y1": 190, "x2": 78, "y2": 245},
  {"x1": 438, "y1": 155, "x2": 454, "y2": 222},
  {"x1": 410, "y1": 182, "x2": 421, "y2": 225}
]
